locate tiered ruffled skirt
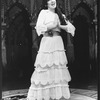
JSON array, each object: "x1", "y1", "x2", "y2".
[{"x1": 27, "y1": 36, "x2": 71, "y2": 100}]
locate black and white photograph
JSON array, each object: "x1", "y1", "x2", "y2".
[{"x1": 1, "y1": 0, "x2": 98, "y2": 100}]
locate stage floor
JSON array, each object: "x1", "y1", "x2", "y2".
[
  {"x1": 2, "y1": 71, "x2": 97, "y2": 100},
  {"x1": 2, "y1": 88, "x2": 97, "y2": 100}
]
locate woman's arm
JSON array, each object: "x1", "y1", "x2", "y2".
[
  {"x1": 35, "y1": 10, "x2": 47, "y2": 36},
  {"x1": 45, "y1": 14, "x2": 58, "y2": 31},
  {"x1": 59, "y1": 20, "x2": 75, "y2": 36},
  {"x1": 59, "y1": 24, "x2": 68, "y2": 31},
  {"x1": 46, "y1": 21, "x2": 58, "y2": 30}
]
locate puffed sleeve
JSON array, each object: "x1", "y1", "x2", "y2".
[
  {"x1": 65, "y1": 20, "x2": 76, "y2": 36},
  {"x1": 35, "y1": 10, "x2": 47, "y2": 36}
]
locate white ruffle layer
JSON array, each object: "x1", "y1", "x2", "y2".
[
  {"x1": 27, "y1": 36, "x2": 71, "y2": 100},
  {"x1": 28, "y1": 65, "x2": 71, "y2": 100},
  {"x1": 31, "y1": 65, "x2": 71, "y2": 85},
  {"x1": 34, "y1": 36, "x2": 68, "y2": 67},
  {"x1": 34, "y1": 51, "x2": 68, "y2": 68},
  {"x1": 38, "y1": 36, "x2": 65, "y2": 53},
  {"x1": 27, "y1": 83, "x2": 70, "y2": 100}
]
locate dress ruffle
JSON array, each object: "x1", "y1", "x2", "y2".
[
  {"x1": 34, "y1": 50, "x2": 68, "y2": 68},
  {"x1": 27, "y1": 64, "x2": 71, "y2": 100},
  {"x1": 27, "y1": 83, "x2": 70, "y2": 100},
  {"x1": 39, "y1": 36, "x2": 65, "y2": 53},
  {"x1": 27, "y1": 36, "x2": 71, "y2": 100},
  {"x1": 34, "y1": 36, "x2": 68, "y2": 67},
  {"x1": 31, "y1": 65, "x2": 71, "y2": 85}
]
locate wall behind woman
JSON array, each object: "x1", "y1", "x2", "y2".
[{"x1": 1, "y1": 0, "x2": 97, "y2": 91}]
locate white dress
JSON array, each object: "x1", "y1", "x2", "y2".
[{"x1": 27, "y1": 9, "x2": 75, "y2": 100}]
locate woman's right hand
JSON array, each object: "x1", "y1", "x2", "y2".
[{"x1": 45, "y1": 14, "x2": 59, "y2": 30}]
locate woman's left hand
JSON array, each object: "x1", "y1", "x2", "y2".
[
  {"x1": 58, "y1": 24, "x2": 68, "y2": 32},
  {"x1": 59, "y1": 22, "x2": 75, "y2": 36},
  {"x1": 66, "y1": 21, "x2": 75, "y2": 36}
]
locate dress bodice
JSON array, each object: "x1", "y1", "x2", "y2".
[
  {"x1": 35, "y1": 9, "x2": 75, "y2": 37},
  {"x1": 35, "y1": 9, "x2": 60, "y2": 36}
]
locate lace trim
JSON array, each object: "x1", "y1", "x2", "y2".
[
  {"x1": 34, "y1": 51, "x2": 68, "y2": 68},
  {"x1": 35, "y1": 64, "x2": 68, "y2": 72},
  {"x1": 31, "y1": 68, "x2": 71, "y2": 85},
  {"x1": 27, "y1": 84, "x2": 70, "y2": 100},
  {"x1": 35, "y1": 62, "x2": 67, "y2": 69},
  {"x1": 38, "y1": 50, "x2": 66, "y2": 53},
  {"x1": 31, "y1": 80, "x2": 69, "y2": 88},
  {"x1": 27, "y1": 96, "x2": 70, "y2": 100},
  {"x1": 30, "y1": 84, "x2": 69, "y2": 90}
]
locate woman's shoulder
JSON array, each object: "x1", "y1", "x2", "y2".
[
  {"x1": 38, "y1": 9, "x2": 47, "y2": 17},
  {"x1": 40, "y1": 9, "x2": 48, "y2": 14}
]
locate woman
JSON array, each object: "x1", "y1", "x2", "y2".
[{"x1": 27, "y1": 0, "x2": 75, "y2": 100}]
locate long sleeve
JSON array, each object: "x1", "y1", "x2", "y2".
[
  {"x1": 35, "y1": 10, "x2": 47, "y2": 36},
  {"x1": 65, "y1": 20, "x2": 75, "y2": 37},
  {"x1": 62, "y1": 14, "x2": 75, "y2": 36}
]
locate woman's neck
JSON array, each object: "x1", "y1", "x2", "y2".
[{"x1": 48, "y1": 8, "x2": 55, "y2": 13}]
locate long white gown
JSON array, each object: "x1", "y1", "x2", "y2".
[{"x1": 27, "y1": 9, "x2": 75, "y2": 100}]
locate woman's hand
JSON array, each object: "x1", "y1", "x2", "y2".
[
  {"x1": 58, "y1": 24, "x2": 68, "y2": 32},
  {"x1": 58, "y1": 20, "x2": 75, "y2": 36},
  {"x1": 45, "y1": 14, "x2": 58, "y2": 30}
]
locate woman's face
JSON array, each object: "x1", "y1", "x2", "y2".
[{"x1": 47, "y1": 0, "x2": 56, "y2": 9}]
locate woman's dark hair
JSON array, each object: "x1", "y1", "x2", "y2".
[{"x1": 55, "y1": 6, "x2": 68, "y2": 25}]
